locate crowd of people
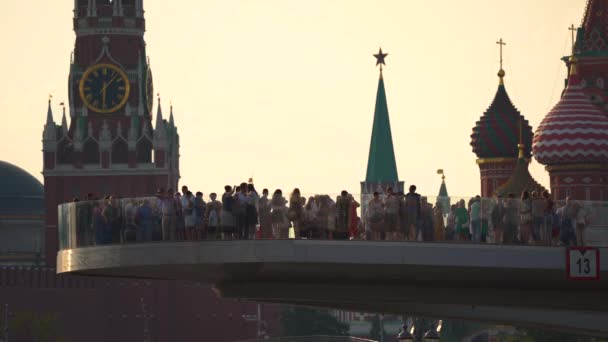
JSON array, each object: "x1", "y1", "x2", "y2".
[{"x1": 68, "y1": 182, "x2": 593, "y2": 248}]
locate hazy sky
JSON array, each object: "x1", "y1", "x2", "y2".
[{"x1": 0, "y1": 1, "x2": 587, "y2": 197}]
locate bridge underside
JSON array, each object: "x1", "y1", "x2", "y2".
[{"x1": 57, "y1": 240, "x2": 608, "y2": 336}]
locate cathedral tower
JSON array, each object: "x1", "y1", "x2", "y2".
[{"x1": 42, "y1": 0, "x2": 180, "y2": 265}]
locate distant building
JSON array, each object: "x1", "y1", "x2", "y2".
[{"x1": 0, "y1": 161, "x2": 44, "y2": 265}]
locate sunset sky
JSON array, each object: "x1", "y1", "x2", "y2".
[{"x1": 0, "y1": 0, "x2": 587, "y2": 197}]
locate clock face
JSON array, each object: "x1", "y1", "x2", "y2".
[
  {"x1": 145, "y1": 66, "x2": 154, "y2": 113},
  {"x1": 79, "y1": 63, "x2": 130, "y2": 114}
]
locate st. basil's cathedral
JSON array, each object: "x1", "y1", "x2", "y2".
[{"x1": 470, "y1": 0, "x2": 608, "y2": 201}]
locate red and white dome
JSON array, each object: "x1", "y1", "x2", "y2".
[{"x1": 533, "y1": 64, "x2": 608, "y2": 165}]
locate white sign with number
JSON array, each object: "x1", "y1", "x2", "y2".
[{"x1": 567, "y1": 248, "x2": 600, "y2": 280}]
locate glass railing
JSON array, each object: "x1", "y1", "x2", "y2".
[{"x1": 57, "y1": 193, "x2": 608, "y2": 250}]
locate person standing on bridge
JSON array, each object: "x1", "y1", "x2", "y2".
[
  {"x1": 348, "y1": 194, "x2": 361, "y2": 240},
  {"x1": 335, "y1": 191, "x2": 351, "y2": 240},
  {"x1": 541, "y1": 190, "x2": 555, "y2": 245},
  {"x1": 455, "y1": 199, "x2": 469, "y2": 241},
  {"x1": 531, "y1": 191, "x2": 544, "y2": 244},
  {"x1": 205, "y1": 193, "x2": 222, "y2": 240},
  {"x1": 575, "y1": 202, "x2": 588, "y2": 246},
  {"x1": 288, "y1": 188, "x2": 306, "y2": 239},
  {"x1": 221, "y1": 185, "x2": 236, "y2": 240},
  {"x1": 194, "y1": 192, "x2": 206, "y2": 240},
  {"x1": 445, "y1": 204, "x2": 457, "y2": 241},
  {"x1": 503, "y1": 193, "x2": 519, "y2": 244},
  {"x1": 558, "y1": 197, "x2": 577, "y2": 246},
  {"x1": 491, "y1": 196, "x2": 506, "y2": 244},
  {"x1": 303, "y1": 196, "x2": 319, "y2": 239},
  {"x1": 433, "y1": 201, "x2": 445, "y2": 241},
  {"x1": 469, "y1": 196, "x2": 482, "y2": 243},
  {"x1": 404, "y1": 185, "x2": 421, "y2": 241},
  {"x1": 384, "y1": 187, "x2": 400, "y2": 241},
  {"x1": 367, "y1": 192, "x2": 385, "y2": 241},
  {"x1": 519, "y1": 191, "x2": 533, "y2": 244},
  {"x1": 258, "y1": 189, "x2": 272, "y2": 239},
  {"x1": 246, "y1": 184, "x2": 260, "y2": 240},
  {"x1": 271, "y1": 189, "x2": 290, "y2": 239}
]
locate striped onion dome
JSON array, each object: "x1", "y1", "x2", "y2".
[
  {"x1": 471, "y1": 71, "x2": 533, "y2": 159},
  {"x1": 533, "y1": 58, "x2": 608, "y2": 165}
]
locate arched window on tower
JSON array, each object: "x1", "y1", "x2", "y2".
[
  {"x1": 136, "y1": 138, "x2": 152, "y2": 164},
  {"x1": 111, "y1": 139, "x2": 128, "y2": 165},
  {"x1": 57, "y1": 138, "x2": 74, "y2": 165},
  {"x1": 83, "y1": 139, "x2": 100, "y2": 165}
]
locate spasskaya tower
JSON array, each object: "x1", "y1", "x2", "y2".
[{"x1": 42, "y1": 0, "x2": 180, "y2": 265}]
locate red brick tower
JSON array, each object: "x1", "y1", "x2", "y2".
[{"x1": 42, "y1": 0, "x2": 180, "y2": 266}]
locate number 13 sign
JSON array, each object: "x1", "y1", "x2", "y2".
[{"x1": 567, "y1": 247, "x2": 600, "y2": 280}]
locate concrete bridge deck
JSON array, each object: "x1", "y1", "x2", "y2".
[{"x1": 57, "y1": 240, "x2": 608, "y2": 336}]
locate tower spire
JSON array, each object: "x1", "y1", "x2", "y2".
[
  {"x1": 365, "y1": 48, "x2": 399, "y2": 184},
  {"x1": 154, "y1": 95, "x2": 167, "y2": 141},
  {"x1": 155, "y1": 95, "x2": 163, "y2": 124},
  {"x1": 46, "y1": 96, "x2": 54, "y2": 125},
  {"x1": 60, "y1": 103, "x2": 68, "y2": 136},
  {"x1": 496, "y1": 38, "x2": 506, "y2": 85},
  {"x1": 169, "y1": 101, "x2": 175, "y2": 128}
]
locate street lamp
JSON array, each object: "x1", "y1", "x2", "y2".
[
  {"x1": 422, "y1": 329, "x2": 440, "y2": 341},
  {"x1": 397, "y1": 328, "x2": 414, "y2": 342},
  {"x1": 422, "y1": 319, "x2": 442, "y2": 342}
]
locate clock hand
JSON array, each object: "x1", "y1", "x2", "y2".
[
  {"x1": 101, "y1": 73, "x2": 120, "y2": 93},
  {"x1": 102, "y1": 82, "x2": 107, "y2": 110}
]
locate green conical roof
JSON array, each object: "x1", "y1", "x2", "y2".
[
  {"x1": 438, "y1": 179, "x2": 448, "y2": 197},
  {"x1": 365, "y1": 72, "x2": 399, "y2": 183}
]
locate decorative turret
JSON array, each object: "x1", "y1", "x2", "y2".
[
  {"x1": 562, "y1": 1, "x2": 608, "y2": 114},
  {"x1": 361, "y1": 48, "x2": 403, "y2": 210},
  {"x1": 533, "y1": 54, "x2": 608, "y2": 200},
  {"x1": 436, "y1": 169, "x2": 450, "y2": 215},
  {"x1": 153, "y1": 97, "x2": 167, "y2": 143},
  {"x1": 470, "y1": 39, "x2": 533, "y2": 196},
  {"x1": 495, "y1": 123, "x2": 546, "y2": 197},
  {"x1": 43, "y1": 98, "x2": 57, "y2": 142},
  {"x1": 60, "y1": 105, "x2": 68, "y2": 137},
  {"x1": 577, "y1": 0, "x2": 608, "y2": 57}
]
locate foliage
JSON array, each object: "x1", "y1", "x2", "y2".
[
  {"x1": 9, "y1": 311, "x2": 70, "y2": 342},
  {"x1": 280, "y1": 306, "x2": 350, "y2": 337}
]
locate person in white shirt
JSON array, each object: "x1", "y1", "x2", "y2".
[{"x1": 181, "y1": 190, "x2": 196, "y2": 240}]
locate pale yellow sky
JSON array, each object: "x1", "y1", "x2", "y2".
[{"x1": 0, "y1": 0, "x2": 587, "y2": 197}]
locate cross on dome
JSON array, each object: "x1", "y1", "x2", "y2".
[{"x1": 496, "y1": 38, "x2": 506, "y2": 83}]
